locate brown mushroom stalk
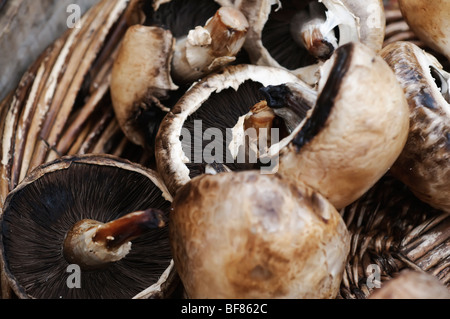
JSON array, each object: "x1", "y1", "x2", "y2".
[
  {"x1": 171, "y1": 6, "x2": 249, "y2": 84},
  {"x1": 243, "y1": 100, "x2": 276, "y2": 141},
  {"x1": 64, "y1": 209, "x2": 166, "y2": 270},
  {"x1": 290, "y1": 1, "x2": 339, "y2": 60}
]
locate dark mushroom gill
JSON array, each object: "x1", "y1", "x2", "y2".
[
  {"x1": 0, "y1": 161, "x2": 171, "y2": 299},
  {"x1": 262, "y1": 0, "x2": 333, "y2": 70},
  {"x1": 181, "y1": 80, "x2": 288, "y2": 178},
  {"x1": 145, "y1": 0, "x2": 220, "y2": 38}
]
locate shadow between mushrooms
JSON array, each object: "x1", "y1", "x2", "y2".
[{"x1": 0, "y1": 154, "x2": 178, "y2": 299}]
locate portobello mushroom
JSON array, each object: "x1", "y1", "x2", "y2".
[
  {"x1": 381, "y1": 41, "x2": 450, "y2": 213},
  {"x1": 170, "y1": 170, "x2": 350, "y2": 299},
  {"x1": 0, "y1": 154, "x2": 179, "y2": 299}
]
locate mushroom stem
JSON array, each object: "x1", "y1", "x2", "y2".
[
  {"x1": 171, "y1": 6, "x2": 249, "y2": 83},
  {"x1": 63, "y1": 209, "x2": 166, "y2": 270},
  {"x1": 93, "y1": 209, "x2": 166, "y2": 249},
  {"x1": 243, "y1": 100, "x2": 276, "y2": 141},
  {"x1": 260, "y1": 82, "x2": 316, "y2": 133},
  {"x1": 228, "y1": 100, "x2": 275, "y2": 162},
  {"x1": 290, "y1": 1, "x2": 339, "y2": 60}
]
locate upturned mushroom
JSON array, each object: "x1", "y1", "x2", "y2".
[
  {"x1": 223, "y1": 0, "x2": 385, "y2": 85},
  {"x1": 398, "y1": 0, "x2": 450, "y2": 62},
  {"x1": 380, "y1": 41, "x2": 450, "y2": 213},
  {"x1": 0, "y1": 154, "x2": 179, "y2": 299},
  {"x1": 169, "y1": 170, "x2": 350, "y2": 299},
  {"x1": 155, "y1": 63, "x2": 316, "y2": 196}
]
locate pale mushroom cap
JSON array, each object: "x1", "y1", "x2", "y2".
[
  {"x1": 340, "y1": 0, "x2": 385, "y2": 52},
  {"x1": 110, "y1": 25, "x2": 177, "y2": 147},
  {"x1": 170, "y1": 170, "x2": 350, "y2": 299},
  {"x1": 398, "y1": 0, "x2": 450, "y2": 61},
  {"x1": 381, "y1": 41, "x2": 450, "y2": 213},
  {"x1": 277, "y1": 42, "x2": 410, "y2": 209},
  {"x1": 369, "y1": 270, "x2": 450, "y2": 299}
]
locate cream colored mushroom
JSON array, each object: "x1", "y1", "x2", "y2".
[{"x1": 398, "y1": 0, "x2": 450, "y2": 62}]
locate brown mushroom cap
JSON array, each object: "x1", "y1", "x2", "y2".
[
  {"x1": 380, "y1": 41, "x2": 450, "y2": 213},
  {"x1": 398, "y1": 0, "x2": 450, "y2": 61},
  {"x1": 169, "y1": 170, "x2": 350, "y2": 299},
  {"x1": 369, "y1": 270, "x2": 450, "y2": 299},
  {"x1": 0, "y1": 154, "x2": 178, "y2": 299},
  {"x1": 274, "y1": 42, "x2": 410, "y2": 209}
]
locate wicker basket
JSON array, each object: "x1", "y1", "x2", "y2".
[{"x1": 0, "y1": 0, "x2": 448, "y2": 299}]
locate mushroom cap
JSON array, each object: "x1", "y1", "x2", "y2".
[
  {"x1": 0, "y1": 154, "x2": 176, "y2": 299},
  {"x1": 235, "y1": 0, "x2": 385, "y2": 83},
  {"x1": 398, "y1": 0, "x2": 450, "y2": 61},
  {"x1": 369, "y1": 270, "x2": 450, "y2": 299},
  {"x1": 169, "y1": 170, "x2": 350, "y2": 299},
  {"x1": 276, "y1": 42, "x2": 410, "y2": 209},
  {"x1": 380, "y1": 41, "x2": 450, "y2": 213},
  {"x1": 339, "y1": 0, "x2": 385, "y2": 53},
  {"x1": 155, "y1": 63, "x2": 313, "y2": 196},
  {"x1": 110, "y1": 24, "x2": 177, "y2": 149}
]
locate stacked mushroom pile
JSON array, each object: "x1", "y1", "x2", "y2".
[{"x1": 0, "y1": 0, "x2": 449, "y2": 299}]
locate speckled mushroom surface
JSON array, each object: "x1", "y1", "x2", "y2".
[
  {"x1": 276, "y1": 42, "x2": 410, "y2": 209},
  {"x1": 381, "y1": 41, "x2": 450, "y2": 213},
  {"x1": 398, "y1": 0, "x2": 450, "y2": 61},
  {"x1": 169, "y1": 170, "x2": 350, "y2": 299}
]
